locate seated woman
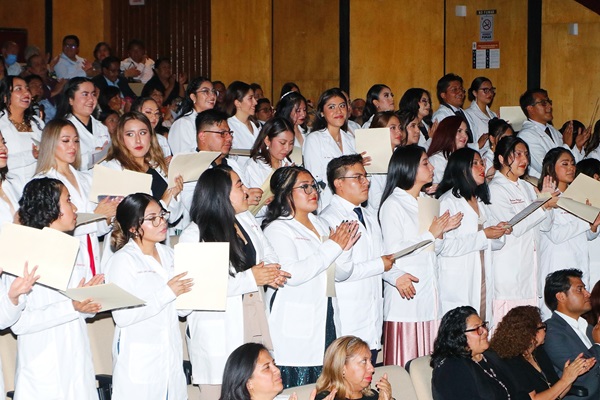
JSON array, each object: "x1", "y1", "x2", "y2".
[
  {"x1": 490, "y1": 305, "x2": 594, "y2": 400},
  {"x1": 98, "y1": 85, "x2": 124, "y2": 115},
  {"x1": 426, "y1": 115, "x2": 469, "y2": 184},
  {"x1": 141, "y1": 57, "x2": 186, "y2": 107},
  {"x1": 361, "y1": 84, "x2": 395, "y2": 129},
  {"x1": 315, "y1": 336, "x2": 392, "y2": 400},
  {"x1": 431, "y1": 306, "x2": 521, "y2": 400},
  {"x1": 131, "y1": 96, "x2": 172, "y2": 160},
  {"x1": 481, "y1": 118, "x2": 514, "y2": 180},
  {"x1": 9, "y1": 177, "x2": 103, "y2": 399},
  {"x1": 105, "y1": 193, "x2": 193, "y2": 399},
  {"x1": 399, "y1": 88, "x2": 433, "y2": 142},
  {"x1": 275, "y1": 91, "x2": 309, "y2": 148}
]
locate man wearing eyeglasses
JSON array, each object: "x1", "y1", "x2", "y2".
[
  {"x1": 92, "y1": 56, "x2": 137, "y2": 100},
  {"x1": 543, "y1": 269, "x2": 600, "y2": 399},
  {"x1": 54, "y1": 35, "x2": 93, "y2": 80},
  {"x1": 518, "y1": 88, "x2": 587, "y2": 178},
  {"x1": 320, "y1": 154, "x2": 395, "y2": 365}
]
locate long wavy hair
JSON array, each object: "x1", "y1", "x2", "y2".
[
  {"x1": 426, "y1": 116, "x2": 464, "y2": 159},
  {"x1": 0, "y1": 76, "x2": 41, "y2": 130},
  {"x1": 431, "y1": 306, "x2": 477, "y2": 368},
  {"x1": 35, "y1": 119, "x2": 82, "y2": 173},
  {"x1": 490, "y1": 306, "x2": 541, "y2": 359}
]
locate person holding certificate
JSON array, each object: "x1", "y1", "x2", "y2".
[
  {"x1": 179, "y1": 165, "x2": 289, "y2": 400},
  {"x1": 105, "y1": 193, "x2": 193, "y2": 399},
  {"x1": 10, "y1": 177, "x2": 103, "y2": 399}
]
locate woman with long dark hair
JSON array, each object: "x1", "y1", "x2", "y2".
[
  {"x1": 361, "y1": 84, "x2": 394, "y2": 128},
  {"x1": 226, "y1": 81, "x2": 260, "y2": 153},
  {"x1": 464, "y1": 77, "x2": 497, "y2": 148},
  {"x1": 275, "y1": 91, "x2": 309, "y2": 148},
  {"x1": 399, "y1": 87, "x2": 433, "y2": 143}
]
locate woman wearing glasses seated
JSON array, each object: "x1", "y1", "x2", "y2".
[
  {"x1": 431, "y1": 306, "x2": 520, "y2": 400},
  {"x1": 262, "y1": 166, "x2": 361, "y2": 388},
  {"x1": 490, "y1": 305, "x2": 594, "y2": 400},
  {"x1": 464, "y1": 77, "x2": 498, "y2": 150}
]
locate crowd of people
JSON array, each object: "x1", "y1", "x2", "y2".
[{"x1": 0, "y1": 34, "x2": 600, "y2": 400}]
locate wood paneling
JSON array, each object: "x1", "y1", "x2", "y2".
[
  {"x1": 444, "y1": 0, "x2": 528, "y2": 114},
  {"x1": 110, "y1": 0, "x2": 210, "y2": 78},
  {"x1": 53, "y1": 0, "x2": 107, "y2": 60},
  {"x1": 349, "y1": 1, "x2": 444, "y2": 106},
  {"x1": 542, "y1": 0, "x2": 600, "y2": 125},
  {"x1": 0, "y1": 0, "x2": 45, "y2": 59},
  {"x1": 272, "y1": 0, "x2": 339, "y2": 105},
  {"x1": 211, "y1": 0, "x2": 272, "y2": 98}
]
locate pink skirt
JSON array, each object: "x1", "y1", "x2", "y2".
[{"x1": 383, "y1": 320, "x2": 440, "y2": 367}]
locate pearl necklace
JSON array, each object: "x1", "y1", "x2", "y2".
[{"x1": 475, "y1": 355, "x2": 511, "y2": 399}]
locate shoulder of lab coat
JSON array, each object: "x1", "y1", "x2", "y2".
[{"x1": 168, "y1": 111, "x2": 198, "y2": 155}]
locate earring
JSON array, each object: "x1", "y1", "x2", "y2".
[{"x1": 266, "y1": 145, "x2": 269, "y2": 150}]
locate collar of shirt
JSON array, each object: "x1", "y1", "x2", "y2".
[
  {"x1": 528, "y1": 118, "x2": 551, "y2": 132},
  {"x1": 333, "y1": 194, "x2": 362, "y2": 215},
  {"x1": 60, "y1": 52, "x2": 78, "y2": 65},
  {"x1": 555, "y1": 311, "x2": 593, "y2": 347},
  {"x1": 103, "y1": 76, "x2": 120, "y2": 88}
]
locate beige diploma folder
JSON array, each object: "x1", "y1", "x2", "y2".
[
  {"x1": 0, "y1": 223, "x2": 80, "y2": 291},
  {"x1": 88, "y1": 165, "x2": 152, "y2": 202},
  {"x1": 76, "y1": 213, "x2": 105, "y2": 227},
  {"x1": 229, "y1": 149, "x2": 251, "y2": 157},
  {"x1": 391, "y1": 240, "x2": 434, "y2": 260},
  {"x1": 174, "y1": 242, "x2": 230, "y2": 310},
  {"x1": 248, "y1": 170, "x2": 275, "y2": 216},
  {"x1": 288, "y1": 147, "x2": 303, "y2": 166},
  {"x1": 355, "y1": 128, "x2": 393, "y2": 174},
  {"x1": 563, "y1": 174, "x2": 600, "y2": 207},
  {"x1": 88, "y1": 146, "x2": 109, "y2": 170},
  {"x1": 167, "y1": 151, "x2": 221, "y2": 187},
  {"x1": 499, "y1": 106, "x2": 527, "y2": 131},
  {"x1": 418, "y1": 197, "x2": 439, "y2": 252},
  {"x1": 62, "y1": 283, "x2": 145, "y2": 311},
  {"x1": 557, "y1": 197, "x2": 600, "y2": 224}
]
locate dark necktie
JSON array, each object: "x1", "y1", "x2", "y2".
[
  {"x1": 544, "y1": 127, "x2": 555, "y2": 143},
  {"x1": 455, "y1": 108, "x2": 474, "y2": 143},
  {"x1": 419, "y1": 123, "x2": 429, "y2": 140},
  {"x1": 353, "y1": 207, "x2": 366, "y2": 229}
]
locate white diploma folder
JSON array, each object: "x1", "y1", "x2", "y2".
[
  {"x1": 62, "y1": 283, "x2": 146, "y2": 311},
  {"x1": 505, "y1": 194, "x2": 551, "y2": 228},
  {"x1": 88, "y1": 165, "x2": 152, "y2": 202},
  {"x1": 499, "y1": 106, "x2": 527, "y2": 131},
  {"x1": 0, "y1": 223, "x2": 80, "y2": 291},
  {"x1": 229, "y1": 149, "x2": 251, "y2": 157},
  {"x1": 418, "y1": 197, "x2": 440, "y2": 252},
  {"x1": 76, "y1": 213, "x2": 105, "y2": 227},
  {"x1": 87, "y1": 146, "x2": 109, "y2": 170},
  {"x1": 167, "y1": 151, "x2": 221, "y2": 187},
  {"x1": 174, "y1": 242, "x2": 230, "y2": 310},
  {"x1": 563, "y1": 173, "x2": 600, "y2": 207},
  {"x1": 354, "y1": 128, "x2": 393, "y2": 174},
  {"x1": 557, "y1": 197, "x2": 600, "y2": 224},
  {"x1": 391, "y1": 240, "x2": 434, "y2": 260}
]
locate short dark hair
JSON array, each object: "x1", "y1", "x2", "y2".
[
  {"x1": 220, "y1": 343, "x2": 268, "y2": 400},
  {"x1": 493, "y1": 136, "x2": 530, "y2": 172},
  {"x1": 519, "y1": 88, "x2": 548, "y2": 118},
  {"x1": 576, "y1": 158, "x2": 600, "y2": 179},
  {"x1": 101, "y1": 56, "x2": 121, "y2": 70},
  {"x1": 195, "y1": 109, "x2": 229, "y2": 133},
  {"x1": 436, "y1": 73, "x2": 463, "y2": 104},
  {"x1": 62, "y1": 35, "x2": 80, "y2": 47},
  {"x1": 488, "y1": 118, "x2": 513, "y2": 139},
  {"x1": 256, "y1": 98, "x2": 270, "y2": 109},
  {"x1": 431, "y1": 306, "x2": 477, "y2": 368},
  {"x1": 326, "y1": 154, "x2": 364, "y2": 194},
  {"x1": 250, "y1": 83, "x2": 262, "y2": 92},
  {"x1": 18, "y1": 178, "x2": 65, "y2": 229},
  {"x1": 127, "y1": 39, "x2": 145, "y2": 51},
  {"x1": 544, "y1": 269, "x2": 583, "y2": 311}
]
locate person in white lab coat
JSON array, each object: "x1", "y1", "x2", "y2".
[
  {"x1": 303, "y1": 88, "x2": 357, "y2": 211},
  {"x1": 464, "y1": 77, "x2": 498, "y2": 150},
  {"x1": 481, "y1": 118, "x2": 514, "y2": 181},
  {"x1": 378, "y1": 145, "x2": 462, "y2": 366},
  {"x1": 225, "y1": 81, "x2": 260, "y2": 162},
  {"x1": 426, "y1": 116, "x2": 469, "y2": 184},
  {"x1": 168, "y1": 77, "x2": 216, "y2": 155},
  {"x1": 0, "y1": 76, "x2": 44, "y2": 194},
  {"x1": 434, "y1": 147, "x2": 510, "y2": 325},
  {"x1": 105, "y1": 193, "x2": 193, "y2": 400},
  {"x1": 584, "y1": 120, "x2": 600, "y2": 161},
  {"x1": 537, "y1": 148, "x2": 600, "y2": 319},
  {"x1": 576, "y1": 159, "x2": 600, "y2": 289},
  {"x1": 399, "y1": 88, "x2": 434, "y2": 143},
  {"x1": 320, "y1": 154, "x2": 394, "y2": 364},
  {"x1": 10, "y1": 177, "x2": 103, "y2": 400},
  {"x1": 131, "y1": 97, "x2": 172, "y2": 159},
  {"x1": 486, "y1": 136, "x2": 556, "y2": 325},
  {"x1": 262, "y1": 166, "x2": 360, "y2": 387},
  {"x1": 361, "y1": 84, "x2": 395, "y2": 129},
  {"x1": 0, "y1": 131, "x2": 20, "y2": 226},
  {"x1": 275, "y1": 91, "x2": 309, "y2": 148},
  {"x1": 56, "y1": 77, "x2": 110, "y2": 171},
  {"x1": 34, "y1": 119, "x2": 118, "y2": 275},
  {"x1": 517, "y1": 88, "x2": 587, "y2": 178},
  {"x1": 179, "y1": 165, "x2": 289, "y2": 400}
]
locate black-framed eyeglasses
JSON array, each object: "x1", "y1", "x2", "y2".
[
  {"x1": 64, "y1": 44, "x2": 78, "y2": 49},
  {"x1": 532, "y1": 99, "x2": 552, "y2": 107},
  {"x1": 141, "y1": 211, "x2": 170, "y2": 227},
  {"x1": 479, "y1": 87, "x2": 496, "y2": 94},
  {"x1": 196, "y1": 88, "x2": 219, "y2": 97},
  {"x1": 537, "y1": 323, "x2": 547, "y2": 331},
  {"x1": 293, "y1": 183, "x2": 321, "y2": 195},
  {"x1": 337, "y1": 174, "x2": 371, "y2": 184},
  {"x1": 464, "y1": 321, "x2": 489, "y2": 335},
  {"x1": 204, "y1": 130, "x2": 234, "y2": 138}
]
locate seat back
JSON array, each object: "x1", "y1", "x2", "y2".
[
  {"x1": 373, "y1": 365, "x2": 418, "y2": 400},
  {"x1": 405, "y1": 356, "x2": 433, "y2": 400}
]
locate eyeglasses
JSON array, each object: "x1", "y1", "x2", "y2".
[
  {"x1": 141, "y1": 211, "x2": 170, "y2": 227},
  {"x1": 531, "y1": 99, "x2": 553, "y2": 107},
  {"x1": 448, "y1": 87, "x2": 466, "y2": 94},
  {"x1": 257, "y1": 107, "x2": 273, "y2": 113},
  {"x1": 479, "y1": 87, "x2": 496, "y2": 94},
  {"x1": 536, "y1": 323, "x2": 547, "y2": 331},
  {"x1": 337, "y1": 174, "x2": 371, "y2": 184},
  {"x1": 293, "y1": 183, "x2": 321, "y2": 195},
  {"x1": 196, "y1": 88, "x2": 219, "y2": 96},
  {"x1": 464, "y1": 321, "x2": 489, "y2": 336},
  {"x1": 204, "y1": 130, "x2": 234, "y2": 138},
  {"x1": 64, "y1": 44, "x2": 78, "y2": 49}
]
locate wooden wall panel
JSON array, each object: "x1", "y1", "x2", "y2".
[
  {"x1": 272, "y1": 0, "x2": 339, "y2": 105},
  {"x1": 53, "y1": 0, "x2": 107, "y2": 60},
  {"x1": 444, "y1": 0, "x2": 528, "y2": 114},
  {"x1": 0, "y1": 0, "x2": 45, "y2": 59},
  {"x1": 541, "y1": 0, "x2": 600, "y2": 125},
  {"x1": 349, "y1": 1, "x2": 444, "y2": 106},
  {"x1": 211, "y1": 0, "x2": 272, "y2": 98}
]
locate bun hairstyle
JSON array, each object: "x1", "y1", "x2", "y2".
[{"x1": 111, "y1": 193, "x2": 160, "y2": 251}]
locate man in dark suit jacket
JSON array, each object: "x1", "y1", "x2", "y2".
[
  {"x1": 92, "y1": 56, "x2": 137, "y2": 99},
  {"x1": 544, "y1": 269, "x2": 600, "y2": 399}
]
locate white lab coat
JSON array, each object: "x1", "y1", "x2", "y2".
[
  {"x1": 106, "y1": 240, "x2": 187, "y2": 400},
  {"x1": 464, "y1": 101, "x2": 497, "y2": 146},
  {"x1": 68, "y1": 115, "x2": 111, "y2": 171},
  {"x1": 436, "y1": 191, "x2": 505, "y2": 323},
  {"x1": 156, "y1": 133, "x2": 172, "y2": 158},
  {"x1": 302, "y1": 128, "x2": 357, "y2": 211},
  {"x1": 585, "y1": 147, "x2": 600, "y2": 162},
  {"x1": 429, "y1": 152, "x2": 448, "y2": 185},
  {"x1": 0, "y1": 274, "x2": 26, "y2": 398},
  {"x1": 263, "y1": 214, "x2": 347, "y2": 366},
  {"x1": 366, "y1": 174, "x2": 387, "y2": 215},
  {"x1": 9, "y1": 247, "x2": 97, "y2": 400},
  {"x1": 168, "y1": 111, "x2": 197, "y2": 155},
  {"x1": 229, "y1": 115, "x2": 260, "y2": 167},
  {"x1": 431, "y1": 104, "x2": 479, "y2": 151},
  {"x1": 36, "y1": 166, "x2": 111, "y2": 274},
  {"x1": 181, "y1": 211, "x2": 275, "y2": 384},
  {"x1": 518, "y1": 119, "x2": 584, "y2": 178},
  {"x1": 0, "y1": 112, "x2": 44, "y2": 194},
  {"x1": 346, "y1": 119, "x2": 361, "y2": 135},
  {"x1": 487, "y1": 171, "x2": 551, "y2": 312},
  {"x1": 379, "y1": 188, "x2": 439, "y2": 322},
  {"x1": 120, "y1": 57, "x2": 155, "y2": 84},
  {"x1": 320, "y1": 195, "x2": 384, "y2": 350},
  {"x1": 0, "y1": 179, "x2": 19, "y2": 227}
]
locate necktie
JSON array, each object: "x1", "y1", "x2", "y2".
[
  {"x1": 86, "y1": 234, "x2": 96, "y2": 276},
  {"x1": 353, "y1": 207, "x2": 366, "y2": 229},
  {"x1": 455, "y1": 109, "x2": 474, "y2": 143},
  {"x1": 419, "y1": 123, "x2": 429, "y2": 140},
  {"x1": 544, "y1": 127, "x2": 555, "y2": 143}
]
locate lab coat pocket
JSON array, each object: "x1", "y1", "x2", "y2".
[
  {"x1": 128, "y1": 343, "x2": 163, "y2": 384},
  {"x1": 199, "y1": 319, "x2": 227, "y2": 357},
  {"x1": 282, "y1": 302, "x2": 314, "y2": 339}
]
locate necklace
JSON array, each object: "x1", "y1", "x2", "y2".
[
  {"x1": 9, "y1": 117, "x2": 31, "y2": 132},
  {"x1": 475, "y1": 355, "x2": 511, "y2": 399},
  {"x1": 524, "y1": 353, "x2": 551, "y2": 389}
]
